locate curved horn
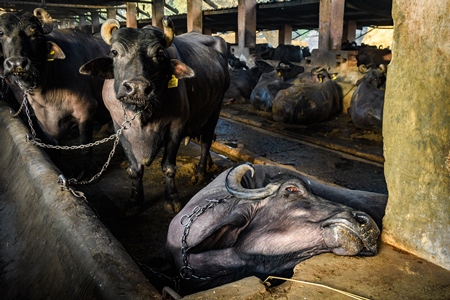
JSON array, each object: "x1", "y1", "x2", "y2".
[
  {"x1": 225, "y1": 163, "x2": 281, "y2": 200},
  {"x1": 162, "y1": 16, "x2": 174, "y2": 48},
  {"x1": 358, "y1": 64, "x2": 369, "y2": 74},
  {"x1": 101, "y1": 19, "x2": 120, "y2": 45},
  {"x1": 311, "y1": 66, "x2": 325, "y2": 74},
  {"x1": 379, "y1": 64, "x2": 387, "y2": 73},
  {"x1": 33, "y1": 8, "x2": 53, "y2": 34}
]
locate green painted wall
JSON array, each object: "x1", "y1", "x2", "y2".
[{"x1": 382, "y1": 0, "x2": 450, "y2": 269}]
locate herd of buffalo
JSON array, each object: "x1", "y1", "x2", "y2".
[{"x1": 0, "y1": 9, "x2": 388, "y2": 296}]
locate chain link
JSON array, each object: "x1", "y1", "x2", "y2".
[{"x1": 179, "y1": 197, "x2": 227, "y2": 280}]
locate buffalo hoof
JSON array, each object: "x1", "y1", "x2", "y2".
[
  {"x1": 164, "y1": 198, "x2": 182, "y2": 213},
  {"x1": 191, "y1": 173, "x2": 206, "y2": 185}
]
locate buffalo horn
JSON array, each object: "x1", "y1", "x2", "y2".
[
  {"x1": 225, "y1": 163, "x2": 281, "y2": 200},
  {"x1": 162, "y1": 16, "x2": 174, "y2": 48},
  {"x1": 379, "y1": 64, "x2": 387, "y2": 73},
  {"x1": 101, "y1": 19, "x2": 120, "y2": 45},
  {"x1": 33, "y1": 8, "x2": 53, "y2": 34}
]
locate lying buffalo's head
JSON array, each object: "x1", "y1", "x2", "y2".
[
  {"x1": 166, "y1": 163, "x2": 385, "y2": 294},
  {"x1": 80, "y1": 17, "x2": 194, "y2": 109},
  {"x1": 357, "y1": 64, "x2": 387, "y2": 89},
  {"x1": 0, "y1": 9, "x2": 65, "y2": 90}
]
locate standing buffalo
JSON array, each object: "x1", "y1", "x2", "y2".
[
  {"x1": 0, "y1": 9, "x2": 110, "y2": 174},
  {"x1": 272, "y1": 67, "x2": 343, "y2": 124},
  {"x1": 80, "y1": 18, "x2": 230, "y2": 214},
  {"x1": 348, "y1": 65, "x2": 387, "y2": 130},
  {"x1": 166, "y1": 163, "x2": 386, "y2": 295}
]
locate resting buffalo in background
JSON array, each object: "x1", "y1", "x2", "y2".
[
  {"x1": 272, "y1": 67, "x2": 343, "y2": 124},
  {"x1": 80, "y1": 18, "x2": 230, "y2": 214},
  {"x1": 348, "y1": 65, "x2": 387, "y2": 130},
  {"x1": 250, "y1": 61, "x2": 304, "y2": 112},
  {"x1": 255, "y1": 44, "x2": 303, "y2": 62},
  {"x1": 223, "y1": 60, "x2": 274, "y2": 103},
  {"x1": 356, "y1": 47, "x2": 391, "y2": 68},
  {"x1": 0, "y1": 9, "x2": 109, "y2": 174},
  {"x1": 166, "y1": 163, "x2": 387, "y2": 295}
]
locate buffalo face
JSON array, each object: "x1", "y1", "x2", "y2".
[
  {"x1": 80, "y1": 18, "x2": 194, "y2": 110},
  {"x1": 1, "y1": 10, "x2": 65, "y2": 90},
  {"x1": 166, "y1": 163, "x2": 383, "y2": 294}
]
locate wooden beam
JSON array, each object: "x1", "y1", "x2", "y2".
[
  {"x1": 330, "y1": 0, "x2": 345, "y2": 50},
  {"x1": 187, "y1": 0, "x2": 202, "y2": 33},
  {"x1": 238, "y1": 0, "x2": 256, "y2": 50},
  {"x1": 152, "y1": 0, "x2": 164, "y2": 29},
  {"x1": 279, "y1": 24, "x2": 292, "y2": 45},
  {"x1": 319, "y1": 0, "x2": 331, "y2": 51},
  {"x1": 126, "y1": 2, "x2": 137, "y2": 28}
]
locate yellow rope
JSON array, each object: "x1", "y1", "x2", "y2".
[{"x1": 263, "y1": 276, "x2": 371, "y2": 300}]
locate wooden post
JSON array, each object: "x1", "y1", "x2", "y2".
[
  {"x1": 126, "y1": 2, "x2": 137, "y2": 28},
  {"x1": 278, "y1": 24, "x2": 292, "y2": 45},
  {"x1": 238, "y1": 0, "x2": 256, "y2": 52},
  {"x1": 203, "y1": 28, "x2": 212, "y2": 36},
  {"x1": 330, "y1": 0, "x2": 345, "y2": 50},
  {"x1": 91, "y1": 11, "x2": 100, "y2": 33},
  {"x1": 187, "y1": 0, "x2": 202, "y2": 33},
  {"x1": 318, "y1": 0, "x2": 331, "y2": 51},
  {"x1": 343, "y1": 20, "x2": 357, "y2": 43},
  {"x1": 79, "y1": 15, "x2": 89, "y2": 33},
  {"x1": 152, "y1": 0, "x2": 164, "y2": 29},
  {"x1": 107, "y1": 8, "x2": 116, "y2": 20},
  {"x1": 319, "y1": 0, "x2": 345, "y2": 50}
]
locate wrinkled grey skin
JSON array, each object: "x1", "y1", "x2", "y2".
[{"x1": 166, "y1": 163, "x2": 386, "y2": 295}]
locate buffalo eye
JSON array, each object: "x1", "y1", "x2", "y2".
[
  {"x1": 111, "y1": 49, "x2": 118, "y2": 57},
  {"x1": 285, "y1": 186, "x2": 299, "y2": 193},
  {"x1": 0, "y1": 30, "x2": 3, "y2": 37}
]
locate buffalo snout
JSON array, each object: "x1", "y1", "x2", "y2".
[
  {"x1": 118, "y1": 79, "x2": 153, "y2": 103},
  {"x1": 321, "y1": 210, "x2": 380, "y2": 256},
  {"x1": 4, "y1": 56, "x2": 30, "y2": 75}
]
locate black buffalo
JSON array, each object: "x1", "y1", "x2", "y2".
[
  {"x1": 0, "y1": 9, "x2": 109, "y2": 174},
  {"x1": 255, "y1": 44, "x2": 303, "y2": 62},
  {"x1": 356, "y1": 47, "x2": 391, "y2": 68},
  {"x1": 250, "y1": 61, "x2": 304, "y2": 112},
  {"x1": 272, "y1": 67, "x2": 343, "y2": 124},
  {"x1": 223, "y1": 60, "x2": 274, "y2": 103},
  {"x1": 348, "y1": 65, "x2": 387, "y2": 130},
  {"x1": 166, "y1": 163, "x2": 386, "y2": 295},
  {"x1": 80, "y1": 18, "x2": 230, "y2": 214}
]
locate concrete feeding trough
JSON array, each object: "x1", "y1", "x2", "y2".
[{"x1": 0, "y1": 102, "x2": 160, "y2": 299}]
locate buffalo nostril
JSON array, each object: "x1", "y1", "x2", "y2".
[
  {"x1": 144, "y1": 84, "x2": 153, "y2": 95},
  {"x1": 123, "y1": 81, "x2": 135, "y2": 96},
  {"x1": 353, "y1": 212, "x2": 370, "y2": 225},
  {"x1": 5, "y1": 57, "x2": 28, "y2": 72}
]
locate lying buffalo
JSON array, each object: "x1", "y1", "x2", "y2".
[
  {"x1": 272, "y1": 67, "x2": 343, "y2": 124},
  {"x1": 80, "y1": 18, "x2": 229, "y2": 214},
  {"x1": 250, "y1": 61, "x2": 304, "y2": 112},
  {"x1": 166, "y1": 163, "x2": 387, "y2": 295},
  {"x1": 348, "y1": 65, "x2": 387, "y2": 130}
]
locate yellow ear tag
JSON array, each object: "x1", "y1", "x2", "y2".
[
  {"x1": 277, "y1": 71, "x2": 282, "y2": 77},
  {"x1": 47, "y1": 50, "x2": 55, "y2": 61},
  {"x1": 168, "y1": 75, "x2": 178, "y2": 88},
  {"x1": 331, "y1": 74, "x2": 337, "y2": 80}
]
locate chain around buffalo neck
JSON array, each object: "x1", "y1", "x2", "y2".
[{"x1": 179, "y1": 196, "x2": 230, "y2": 281}]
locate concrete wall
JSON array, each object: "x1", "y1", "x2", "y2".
[
  {"x1": 382, "y1": 0, "x2": 450, "y2": 269},
  {"x1": 0, "y1": 102, "x2": 160, "y2": 299}
]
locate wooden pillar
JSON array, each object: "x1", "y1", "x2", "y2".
[
  {"x1": 279, "y1": 24, "x2": 292, "y2": 45},
  {"x1": 343, "y1": 20, "x2": 357, "y2": 43},
  {"x1": 126, "y1": 2, "x2": 137, "y2": 28},
  {"x1": 330, "y1": 0, "x2": 345, "y2": 50},
  {"x1": 79, "y1": 15, "x2": 89, "y2": 33},
  {"x1": 319, "y1": 0, "x2": 345, "y2": 50},
  {"x1": 91, "y1": 11, "x2": 100, "y2": 33},
  {"x1": 152, "y1": 0, "x2": 164, "y2": 29},
  {"x1": 187, "y1": 0, "x2": 202, "y2": 33},
  {"x1": 107, "y1": 8, "x2": 116, "y2": 20},
  {"x1": 238, "y1": 0, "x2": 256, "y2": 51}
]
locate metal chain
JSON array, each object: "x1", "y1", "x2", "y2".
[{"x1": 179, "y1": 197, "x2": 228, "y2": 280}]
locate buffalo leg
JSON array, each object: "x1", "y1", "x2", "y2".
[
  {"x1": 194, "y1": 111, "x2": 219, "y2": 184},
  {"x1": 123, "y1": 164, "x2": 145, "y2": 216},
  {"x1": 162, "y1": 136, "x2": 182, "y2": 213}
]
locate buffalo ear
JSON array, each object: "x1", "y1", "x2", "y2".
[
  {"x1": 171, "y1": 59, "x2": 195, "y2": 79},
  {"x1": 47, "y1": 41, "x2": 65, "y2": 60},
  {"x1": 189, "y1": 212, "x2": 250, "y2": 253},
  {"x1": 79, "y1": 57, "x2": 114, "y2": 79}
]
